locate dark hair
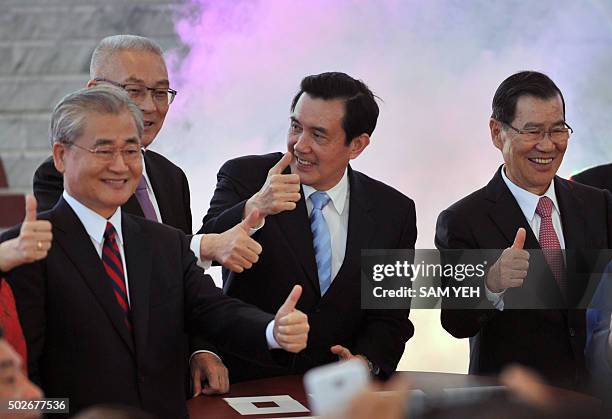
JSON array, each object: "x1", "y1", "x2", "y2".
[
  {"x1": 492, "y1": 71, "x2": 565, "y2": 123},
  {"x1": 290, "y1": 72, "x2": 379, "y2": 145}
]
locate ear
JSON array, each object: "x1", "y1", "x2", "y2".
[
  {"x1": 490, "y1": 118, "x2": 503, "y2": 151},
  {"x1": 348, "y1": 133, "x2": 370, "y2": 160},
  {"x1": 86, "y1": 79, "x2": 97, "y2": 88},
  {"x1": 52, "y1": 142, "x2": 66, "y2": 174}
]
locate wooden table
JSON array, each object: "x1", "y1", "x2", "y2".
[{"x1": 187, "y1": 371, "x2": 567, "y2": 418}]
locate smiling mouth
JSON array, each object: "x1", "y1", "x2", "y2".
[
  {"x1": 102, "y1": 179, "x2": 128, "y2": 186},
  {"x1": 528, "y1": 157, "x2": 554, "y2": 165},
  {"x1": 144, "y1": 121, "x2": 155, "y2": 128},
  {"x1": 296, "y1": 157, "x2": 315, "y2": 167}
]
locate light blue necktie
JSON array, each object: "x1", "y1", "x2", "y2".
[{"x1": 310, "y1": 191, "x2": 332, "y2": 295}]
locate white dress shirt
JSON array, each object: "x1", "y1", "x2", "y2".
[
  {"x1": 302, "y1": 169, "x2": 350, "y2": 283},
  {"x1": 486, "y1": 167, "x2": 566, "y2": 309},
  {"x1": 63, "y1": 191, "x2": 131, "y2": 305}
]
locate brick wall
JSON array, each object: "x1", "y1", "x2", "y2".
[{"x1": 0, "y1": 0, "x2": 185, "y2": 199}]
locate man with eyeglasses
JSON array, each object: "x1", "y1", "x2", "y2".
[
  {"x1": 32, "y1": 35, "x2": 258, "y2": 397},
  {"x1": 435, "y1": 71, "x2": 612, "y2": 390},
  {"x1": 2, "y1": 86, "x2": 309, "y2": 417}
]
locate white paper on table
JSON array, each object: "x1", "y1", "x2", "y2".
[{"x1": 223, "y1": 394, "x2": 309, "y2": 415}]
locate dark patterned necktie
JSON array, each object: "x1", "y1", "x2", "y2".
[
  {"x1": 535, "y1": 196, "x2": 566, "y2": 295},
  {"x1": 102, "y1": 222, "x2": 132, "y2": 331}
]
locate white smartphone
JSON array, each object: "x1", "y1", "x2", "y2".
[{"x1": 303, "y1": 358, "x2": 371, "y2": 415}]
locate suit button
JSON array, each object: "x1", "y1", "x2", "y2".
[
  {"x1": 139, "y1": 375, "x2": 145, "y2": 383},
  {"x1": 569, "y1": 327, "x2": 576, "y2": 337},
  {"x1": 315, "y1": 308, "x2": 321, "y2": 313}
]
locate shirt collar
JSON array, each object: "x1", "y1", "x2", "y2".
[
  {"x1": 140, "y1": 150, "x2": 152, "y2": 191},
  {"x1": 62, "y1": 191, "x2": 124, "y2": 246},
  {"x1": 302, "y1": 169, "x2": 349, "y2": 215},
  {"x1": 500, "y1": 165, "x2": 561, "y2": 221}
]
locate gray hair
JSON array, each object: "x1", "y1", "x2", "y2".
[
  {"x1": 50, "y1": 85, "x2": 144, "y2": 145},
  {"x1": 90, "y1": 34, "x2": 164, "y2": 78}
]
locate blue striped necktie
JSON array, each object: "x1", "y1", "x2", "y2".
[{"x1": 310, "y1": 191, "x2": 332, "y2": 295}]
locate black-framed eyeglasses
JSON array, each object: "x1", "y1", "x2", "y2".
[
  {"x1": 94, "y1": 78, "x2": 177, "y2": 106},
  {"x1": 62, "y1": 141, "x2": 143, "y2": 162},
  {"x1": 501, "y1": 121, "x2": 573, "y2": 144}
]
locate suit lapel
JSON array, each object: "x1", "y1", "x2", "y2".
[
  {"x1": 52, "y1": 198, "x2": 135, "y2": 353},
  {"x1": 122, "y1": 195, "x2": 144, "y2": 218},
  {"x1": 485, "y1": 168, "x2": 565, "y2": 306},
  {"x1": 555, "y1": 177, "x2": 587, "y2": 305},
  {"x1": 555, "y1": 177, "x2": 586, "y2": 250},
  {"x1": 328, "y1": 168, "x2": 375, "y2": 296},
  {"x1": 274, "y1": 184, "x2": 320, "y2": 293},
  {"x1": 144, "y1": 151, "x2": 172, "y2": 225},
  {"x1": 485, "y1": 169, "x2": 540, "y2": 249},
  {"x1": 122, "y1": 215, "x2": 152, "y2": 363}
]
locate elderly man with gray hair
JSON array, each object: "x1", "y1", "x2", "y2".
[
  {"x1": 2, "y1": 85, "x2": 310, "y2": 418},
  {"x1": 32, "y1": 34, "x2": 262, "y2": 396}
]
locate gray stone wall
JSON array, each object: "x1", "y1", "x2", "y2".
[{"x1": 0, "y1": 0, "x2": 185, "y2": 193}]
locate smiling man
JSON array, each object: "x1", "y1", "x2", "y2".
[
  {"x1": 2, "y1": 86, "x2": 309, "y2": 417},
  {"x1": 199, "y1": 72, "x2": 416, "y2": 382},
  {"x1": 31, "y1": 35, "x2": 266, "y2": 396},
  {"x1": 435, "y1": 71, "x2": 612, "y2": 389}
]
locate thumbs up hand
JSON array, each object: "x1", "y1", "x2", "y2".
[
  {"x1": 200, "y1": 209, "x2": 263, "y2": 273},
  {"x1": 486, "y1": 228, "x2": 530, "y2": 293},
  {"x1": 0, "y1": 195, "x2": 53, "y2": 272},
  {"x1": 274, "y1": 285, "x2": 309, "y2": 353},
  {"x1": 243, "y1": 152, "x2": 301, "y2": 221}
]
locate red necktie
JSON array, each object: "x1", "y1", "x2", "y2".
[
  {"x1": 0, "y1": 278, "x2": 28, "y2": 373},
  {"x1": 102, "y1": 222, "x2": 132, "y2": 331},
  {"x1": 535, "y1": 196, "x2": 566, "y2": 295}
]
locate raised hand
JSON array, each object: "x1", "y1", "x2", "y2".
[
  {"x1": 486, "y1": 227, "x2": 530, "y2": 293},
  {"x1": 0, "y1": 195, "x2": 52, "y2": 272},
  {"x1": 201, "y1": 209, "x2": 263, "y2": 273},
  {"x1": 243, "y1": 152, "x2": 301, "y2": 222},
  {"x1": 274, "y1": 285, "x2": 309, "y2": 353}
]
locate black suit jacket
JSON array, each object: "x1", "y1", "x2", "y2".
[
  {"x1": 572, "y1": 163, "x2": 612, "y2": 194},
  {"x1": 198, "y1": 152, "x2": 416, "y2": 381},
  {"x1": 33, "y1": 150, "x2": 192, "y2": 235},
  {"x1": 1, "y1": 198, "x2": 275, "y2": 418},
  {"x1": 435, "y1": 167, "x2": 612, "y2": 390}
]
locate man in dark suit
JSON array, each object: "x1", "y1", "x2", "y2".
[
  {"x1": 2, "y1": 86, "x2": 309, "y2": 418},
  {"x1": 199, "y1": 72, "x2": 416, "y2": 381},
  {"x1": 32, "y1": 35, "x2": 263, "y2": 395},
  {"x1": 572, "y1": 163, "x2": 612, "y2": 194},
  {"x1": 435, "y1": 71, "x2": 612, "y2": 390}
]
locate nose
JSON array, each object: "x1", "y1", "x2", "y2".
[
  {"x1": 536, "y1": 133, "x2": 556, "y2": 152},
  {"x1": 137, "y1": 90, "x2": 156, "y2": 113},
  {"x1": 108, "y1": 151, "x2": 130, "y2": 172},
  {"x1": 293, "y1": 132, "x2": 311, "y2": 154},
  {"x1": 15, "y1": 371, "x2": 43, "y2": 399}
]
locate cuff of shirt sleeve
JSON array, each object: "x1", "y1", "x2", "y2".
[
  {"x1": 248, "y1": 218, "x2": 265, "y2": 236},
  {"x1": 189, "y1": 350, "x2": 222, "y2": 364},
  {"x1": 190, "y1": 234, "x2": 213, "y2": 270},
  {"x1": 485, "y1": 284, "x2": 506, "y2": 311},
  {"x1": 266, "y1": 320, "x2": 281, "y2": 349}
]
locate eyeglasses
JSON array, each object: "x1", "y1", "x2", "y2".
[
  {"x1": 94, "y1": 78, "x2": 177, "y2": 106},
  {"x1": 501, "y1": 121, "x2": 573, "y2": 144},
  {"x1": 63, "y1": 142, "x2": 143, "y2": 162}
]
